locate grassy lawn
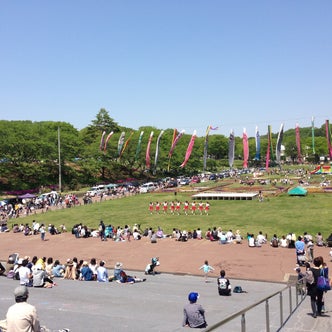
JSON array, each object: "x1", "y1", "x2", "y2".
[{"x1": 10, "y1": 187, "x2": 332, "y2": 240}]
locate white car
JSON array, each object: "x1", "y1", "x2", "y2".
[
  {"x1": 86, "y1": 185, "x2": 106, "y2": 197},
  {"x1": 139, "y1": 182, "x2": 157, "y2": 194}
]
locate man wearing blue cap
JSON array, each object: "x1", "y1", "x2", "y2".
[{"x1": 182, "y1": 292, "x2": 207, "y2": 328}]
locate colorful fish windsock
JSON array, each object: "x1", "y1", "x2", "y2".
[
  {"x1": 145, "y1": 131, "x2": 154, "y2": 169},
  {"x1": 180, "y1": 130, "x2": 197, "y2": 168}
]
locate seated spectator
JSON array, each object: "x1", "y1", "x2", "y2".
[
  {"x1": 219, "y1": 232, "x2": 227, "y2": 244},
  {"x1": 18, "y1": 259, "x2": 33, "y2": 286},
  {"x1": 217, "y1": 270, "x2": 231, "y2": 296},
  {"x1": 315, "y1": 232, "x2": 324, "y2": 246},
  {"x1": 80, "y1": 261, "x2": 94, "y2": 281},
  {"x1": 32, "y1": 267, "x2": 53, "y2": 288},
  {"x1": 256, "y1": 231, "x2": 267, "y2": 245},
  {"x1": 52, "y1": 260, "x2": 65, "y2": 278},
  {"x1": 96, "y1": 260, "x2": 108, "y2": 282},
  {"x1": 118, "y1": 270, "x2": 146, "y2": 284},
  {"x1": 279, "y1": 235, "x2": 288, "y2": 248},
  {"x1": 270, "y1": 234, "x2": 279, "y2": 247},
  {"x1": 63, "y1": 259, "x2": 76, "y2": 280},
  {"x1": 248, "y1": 234, "x2": 256, "y2": 247},
  {"x1": 113, "y1": 262, "x2": 123, "y2": 281},
  {"x1": 89, "y1": 258, "x2": 98, "y2": 280},
  {"x1": 234, "y1": 230, "x2": 242, "y2": 244}
]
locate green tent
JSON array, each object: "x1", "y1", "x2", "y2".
[{"x1": 288, "y1": 186, "x2": 308, "y2": 196}]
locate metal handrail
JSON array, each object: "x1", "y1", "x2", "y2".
[{"x1": 204, "y1": 280, "x2": 306, "y2": 332}]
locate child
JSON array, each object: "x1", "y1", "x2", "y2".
[{"x1": 199, "y1": 260, "x2": 214, "y2": 282}]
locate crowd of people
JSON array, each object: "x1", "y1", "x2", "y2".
[
  {"x1": 148, "y1": 200, "x2": 210, "y2": 215},
  {"x1": 0, "y1": 253, "x2": 154, "y2": 285}
]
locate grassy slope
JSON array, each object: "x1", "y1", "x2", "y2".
[{"x1": 11, "y1": 188, "x2": 332, "y2": 240}]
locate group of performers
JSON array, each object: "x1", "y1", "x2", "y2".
[{"x1": 148, "y1": 201, "x2": 210, "y2": 215}]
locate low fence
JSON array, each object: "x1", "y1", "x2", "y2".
[{"x1": 203, "y1": 281, "x2": 306, "y2": 332}]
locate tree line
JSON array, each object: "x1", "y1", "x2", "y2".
[{"x1": 0, "y1": 109, "x2": 328, "y2": 192}]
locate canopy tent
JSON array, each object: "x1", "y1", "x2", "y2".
[
  {"x1": 18, "y1": 193, "x2": 36, "y2": 199},
  {"x1": 288, "y1": 186, "x2": 308, "y2": 196}
]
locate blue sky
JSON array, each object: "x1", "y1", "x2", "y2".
[{"x1": 1, "y1": 1, "x2": 331, "y2": 137}]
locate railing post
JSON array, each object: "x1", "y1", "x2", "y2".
[
  {"x1": 289, "y1": 286, "x2": 292, "y2": 315},
  {"x1": 241, "y1": 313, "x2": 246, "y2": 332},
  {"x1": 265, "y1": 299, "x2": 270, "y2": 332},
  {"x1": 279, "y1": 291, "x2": 283, "y2": 327}
]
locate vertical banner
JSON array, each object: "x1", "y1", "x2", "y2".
[
  {"x1": 145, "y1": 131, "x2": 154, "y2": 170},
  {"x1": 311, "y1": 117, "x2": 315, "y2": 154},
  {"x1": 325, "y1": 120, "x2": 332, "y2": 159},
  {"x1": 254, "y1": 126, "x2": 260, "y2": 161},
  {"x1": 228, "y1": 130, "x2": 235, "y2": 168},
  {"x1": 242, "y1": 128, "x2": 249, "y2": 168},
  {"x1": 135, "y1": 131, "x2": 144, "y2": 161},
  {"x1": 154, "y1": 130, "x2": 164, "y2": 174},
  {"x1": 296, "y1": 123, "x2": 303, "y2": 163},
  {"x1": 117, "y1": 132, "x2": 126, "y2": 156},
  {"x1": 266, "y1": 125, "x2": 271, "y2": 170},
  {"x1": 180, "y1": 130, "x2": 197, "y2": 168},
  {"x1": 275, "y1": 123, "x2": 284, "y2": 164}
]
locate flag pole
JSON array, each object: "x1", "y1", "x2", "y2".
[{"x1": 58, "y1": 127, "x2": 62, "y2": 193}]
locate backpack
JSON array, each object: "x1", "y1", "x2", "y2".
[
  {"x1": 317, "y1": 269, "x2": 331, "y2": 291},
  {"x1": 305, "y1": 270, "x2": 314, "y2": 285},
  {"x1": 233, "y1": 286, "x2": 245, "y2": 293}
]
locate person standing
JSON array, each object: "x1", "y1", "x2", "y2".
[
  {"x1": 307, "y1": 256, "x2": 326, "y2": 317},
  {"x1": 40, "y1": 224, "x2": 46, "y2": 241},
  {"x1": 199, "y1": 260, "x2": 215, "y2": 283},
  {"x1": 6, "y1": 286, "x2": 41, "y2": 331},
  {"x1": 99, "y1": 220, "x2": 106, "y2": 241},
  {"x1": 182, "y1": 292, "x2": 207, "y2": 328}
]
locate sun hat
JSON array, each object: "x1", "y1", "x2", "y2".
[
  {"x1": 114, "y1": 262, "x2": 123, "y2": 269},
  {"x1": 188, "y1": 292, "x2": 199, "y2": 302}
]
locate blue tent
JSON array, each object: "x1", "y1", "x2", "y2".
[{"x1": 288, "y1": 186, "x2": 307, "y2": 196}]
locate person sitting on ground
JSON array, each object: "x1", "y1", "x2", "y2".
[
  {"x1": 96, "y1": 260, "x2": 109, "y2": 282},
  {"x1": 63, "y1": 259, "x2": 76, "y2": 280},
  {"x1": 248, "y1": 233, "x2": 256, "y2": 247},
  {"x1": 315, "y1": 232, "x2": 324, "y2": 247},
  {"x1": 279, "y1": 235, "x2": 288, "y2": 248},
  {"x1": 52, "y1": 260, "x2": 65, "y2": 278},
  {"x1": 217, "y1": 270, "x2": 232, "y2": 296},
  {"x1": 5, "y1": 286, "x2": 41, "y2": 331},
  {"x1": 80, "y1": 261, "x2": 94, "y2": 281},
  {"x1": 89, "y1": 258, "x2": 98, "y2": 280},
  {"x1": 18, "y1": 259, "x2": 33, "y2": 286},
  {"x1": 182, "y1": 292, "x2": 207, "y2": 328},
  {"x1": 32, "y1": 266, "x2": 54, "y2": 288},
  {"x1": 256, "y1": 231, "x2": 267, "y2": 246},
  {"x1": 234, "y1": 230, "x2": 242, "y2": 244},
  {"x1": 145, "y1": 257, "x2": 160, "y2": 275},
  {"x1": 114, "y1": 263, "x2": 145, "y2": 284},
  {"x1": 270, "y1": 234, "x2": 279, "y2": 248}
]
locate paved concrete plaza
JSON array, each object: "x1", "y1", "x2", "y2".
[{"x1": 0, "y1": 272, "x2": 315, "y2": 332}]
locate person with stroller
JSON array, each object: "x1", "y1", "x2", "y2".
[{"x1": 145, "y1": 257, "x2": 160, "y2": 275}]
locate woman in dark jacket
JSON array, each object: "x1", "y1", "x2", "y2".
[{"x1": 307, "y1": 256, "x2": 327, "y2": 317}]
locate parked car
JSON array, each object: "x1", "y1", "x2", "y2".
[
  {"x1": 86, "y1": 185, "x2": 106, "y2": 197},
  {"x1": 139, "y1": 182, "x2": 158, "y2": 194}
]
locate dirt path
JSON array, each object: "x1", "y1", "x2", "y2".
[{"x1": 1, "y1": 232, "x2": 330, "y2": 282}]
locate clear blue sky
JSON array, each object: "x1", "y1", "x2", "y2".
[{"x1": 1, "y1": 1, "x2": 331, "y2": 137}]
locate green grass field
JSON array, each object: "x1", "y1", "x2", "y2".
[{"x1": 10, "y1": 188, "x2": 332, "y2": 240}]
